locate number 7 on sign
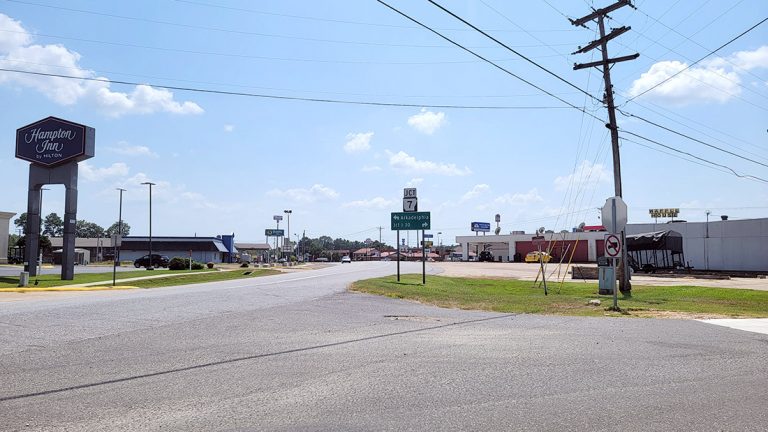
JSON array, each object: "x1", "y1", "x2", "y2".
[{"x1": 403, "y1": 197, "x2": 418, "y2": 212}]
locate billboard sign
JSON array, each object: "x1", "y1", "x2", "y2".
[
  {"x1": 471, "y1": 222, "x2": 491, "y2": 232},
  {"x1": 265, "y1": 229, "x2": 285, "y2": 237},
  {"x1": 16, "y1": 116, "x2": 95, "y2": 167}
]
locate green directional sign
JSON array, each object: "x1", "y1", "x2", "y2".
[
  {"x1": 391, "y1": 211, "x2": 431, "y2": 230},
  {"x1": 265, "y1": 229, "x2": 284, "y2": 237}
]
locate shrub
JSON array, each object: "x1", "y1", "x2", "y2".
[
  {"x1": 191, "y1": 261, "x2": 205, "y2": 270},
  {"x1": 206, "y1": 262, "x2": 214, "y2": 269},
  {"x1": 240, "y1": 262, "x2": 249, "y2": 268},
  {"x1": 169, "y1": 257, "x2": 192, "y2": 270}
]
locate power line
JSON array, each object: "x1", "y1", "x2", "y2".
[
  {"x1": 426, "y1": 0, "x2": 600, "y2": 103},
  {"x1": 625, "y1": 16, "x2": 768, "y2": 103},
  {"x1": 620, "y1": 131, "x2": 768, "y2": 184},
  {"x1": 6, "y1": 0, "x2": 574, "y2": 50},
  {"x1": 171, "y1": 0, "x2": 579, "y2": 33},
  {"x1": 375, "y1": 0, "x2": 603, "y2": 122},
  {"x1": 0, "y1": 67, "x2": 571, "y2": 110},
  {"x1": 619, "y1": 109, "x2": 768, "y2": 169}
]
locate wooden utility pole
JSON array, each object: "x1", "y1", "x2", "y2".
[{"x1": 571, "y1": 0, "x2": 638, "y2": 293}]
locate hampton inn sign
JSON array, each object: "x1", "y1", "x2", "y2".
[{"x1": 15, "y1": 116, "x2": 95, "y2": 280}]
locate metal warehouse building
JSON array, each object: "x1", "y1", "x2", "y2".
[{"x1": 455, "y1": 217, "x2": 768, "y2": 272}]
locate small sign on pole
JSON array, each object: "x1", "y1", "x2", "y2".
[{"x1": 604, "y1": 234, "x2": 622, "y2": 257}]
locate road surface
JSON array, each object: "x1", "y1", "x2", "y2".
[{"x1": 1, "y1": 262, "x2": 766, "y2": 431}]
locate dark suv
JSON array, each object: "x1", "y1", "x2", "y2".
[
  {"x1": 134, "y1": 254, "x2": 170, "y2": 268},
  {"x1": 478, "y1": 251, "x2": 494, "y2": 262}
]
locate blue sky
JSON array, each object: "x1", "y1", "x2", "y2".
[{"x1": 1, "y1": 0, "x2": 766, "y2": 246}]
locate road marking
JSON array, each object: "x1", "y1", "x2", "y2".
[{"x1": 698, "y1": 319, "x2": 768, "y2": 335}]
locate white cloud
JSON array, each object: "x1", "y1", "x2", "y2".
[
  {"x1": 710, "y1": 45, "x2": 768, "y2": 72},
  {"x1": 493, "y1": 188, "x2": 544, "y2": 206},
  {"x1": 553, "y1": 160, "x2": 610, "y2": 191},
  {"x1": 108, "y1": 141, "x2": 158, "y2": 158},
  {"x1": 342, "y1": 197, "x2": 393, "y2": 209},
  {"x1": 266, "y1": 184, "x2": 339, "y2": 203},
  {"x1": 461, "y1": 184, "x2": 490, "y2": 202},
  {"x1": 407, "y1": 108, "x2": 447, "y2": 135},
  {"x1": 406, "y1": 178, "x2": 424, "y2": 187},
  {"x1": 627, "y1": 46, "x2": 768, "y2": 106},
  {"x1": 0, "y1": 13, "x2": 203, "y2": 116},
  {"x1": 344, "y1": 132, "x2": 373, "y2": 153},
  {"x1": 180, "y1": 191, "x2": 216, "y2": 209},
  {"x1": 79, "y1": 162, "x2": 129, "y2": 182},
  {"x1": 361, "y1": 165, "x2": 382, "y2": 172},
  {"x1": 224, "y1": 124, "x2": 234, "y2": 132},
  {"x1": 388, "y1": 151, "x2": 471, "y2": 176}
]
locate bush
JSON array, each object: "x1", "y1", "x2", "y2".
[
  {"x1": 191, "y1": 261, "x2": 205, "y2": 270},
  {"x1": 240, "y1": 262, "x2": 249, "y2": 268},
  {"x1": 206, "y1": 262, "x2": 214, "y2": 269},
  {"x1": 168, "y1": 257, "x2": 191, "y2": 270}
]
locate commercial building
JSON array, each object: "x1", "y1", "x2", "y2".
[
  {"x1": 455, "y1": 217, "x2": 768, "y2": 272},
  {"x1": 1, "y1": 211, "x2": 16, "y2": 264}
]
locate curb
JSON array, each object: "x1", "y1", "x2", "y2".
[{"x1": 0, "y1": 286, "x2": 138, "y2": 293}]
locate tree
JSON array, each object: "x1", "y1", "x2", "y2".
[
  {"x1": 75, "y1": 220, "x2": 105, "y2": 238},
  {"x1": 43, "y1": 213, "x2": 64, "y2": 236},
  {"x1": 13, "y1": 212, "x2": 42, "y2": 235},
  {"x1": 15, "y1": 235, "x2": 52, "y2": 252},
  {"x1": 106, "y1": 221, "x2": 131, "y2": 237}
]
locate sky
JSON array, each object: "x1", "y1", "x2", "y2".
[{"x1": 1, "y1": 0, "x2": 766, "y2": 247}]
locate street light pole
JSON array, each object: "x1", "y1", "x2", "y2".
[
  {"x1": 141, "y1": 182, "x2": 156, "y2": 270},
  {"x1": 38, "y1": 187, "x2": 49, "y2": 274},
  {"x1": 284, "y1": 209, "x2": 292, "y2": 259},
  {"x1": 113, "y1": 188, "x2": 126, "y2": 286}
]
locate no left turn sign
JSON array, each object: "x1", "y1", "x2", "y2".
[{"x1": 604, "y1": 234, "x2": 622, "y2": 257}]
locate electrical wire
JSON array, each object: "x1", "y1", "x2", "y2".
[
  {"x1": 618, "y1": 109, "x2": 768, "y2": 169},
  {"x1": 0, "y1": 67, "x2": 570, "y2": 110},
  {"x1": 625, "y1": 16, "x2": 768, "y2": 103},
  {"x1": 375, "y1": 0, "x2": 603, "y2": 122},
  {"x1": 426, "y1": 0, "x2": 600, "y2": 103},
  {"x1": 620, "y1": 131, "x2": 768, "y2": 184}
]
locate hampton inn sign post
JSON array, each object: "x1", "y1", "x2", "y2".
[{"x1": 16, "y1": 116, "x2": 95, "y2": 280}]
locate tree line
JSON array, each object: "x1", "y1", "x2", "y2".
[{"x1": 12, "y1": 212, "x2": 130, "y2": 237}]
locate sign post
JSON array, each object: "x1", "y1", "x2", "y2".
[
  {"x1": 602, "y1": 196, "x2": 631, "y2": 298},
  {"x1": 392, "y1": 188, "x2": 430, "y2": 284},
  {"x1": 15, "y1": 116, "x2": 95, "y2": 280},
  {"x1": 532, "y1": 235, "x2": 548, "y2": 295}
]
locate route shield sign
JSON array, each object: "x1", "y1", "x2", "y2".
[{"x1": 391, "y1": 212, "x2": 431, "y2": 230}]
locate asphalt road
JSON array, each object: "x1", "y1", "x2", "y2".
[{"x1": 1, "y1": 262, "x2": 766, "y2": 431}]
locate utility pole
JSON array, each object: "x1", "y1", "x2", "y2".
[
  {"x1": 571, "y1": 0, "x2": 638, "y2": 294},
  {"x1": 378, "y1": 226, "x2": 383, "y2": 244}
]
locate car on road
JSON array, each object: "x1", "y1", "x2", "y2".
[
  {"x1": 341, "y1": 255, "x2": 352, "y2": 264},
  {"x1": 478, "y1": 251, "x2": 494, "y2": 262},
  {"x1": 133, "y1": 254, "x2": 170, "y2": 268},
  {"x1": 525, "y1": 251, "x2": 551, "y2": 263}
]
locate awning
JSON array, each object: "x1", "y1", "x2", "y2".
[{"x1": 626, "y1": 230, "x2": 683, "y2": 253}]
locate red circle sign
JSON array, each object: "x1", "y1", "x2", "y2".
[{"x1": 605, "y1": 234, "x2": 621, "y2": 257}]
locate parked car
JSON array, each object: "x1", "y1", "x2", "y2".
[
  {"x1": 134, "y1": 254, "x2": 170, "y2": 268},
  {"x1": 524, "y1": 251, "x2": 551, "y2": 263},
  {"x1": 478, "y1": 251, "x2": 494, "y2": 262},
  {"x1": 341, "y1": 255, "x2": 352, "y2": 263},
  {"x1": 315, "y1": 257, "x2": 329, "y2": 262}
]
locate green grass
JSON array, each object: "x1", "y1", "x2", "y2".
[
  {"x1": 128, "y1": 269, "x2": 280, "y2": 288},
  {"x1": 0, "y1": 268, "x2": 280, "y2": 289},
  {"x1": 351, "y1": 275, "x2": 768, "y2": 318}
]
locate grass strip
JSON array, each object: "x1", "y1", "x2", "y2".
[
  {"x1": 128, "y1": 269, "x2": 280, "y2": 288},
  {"x1": 351, "y1": 275, "x2": 768, "y2": 318}
]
